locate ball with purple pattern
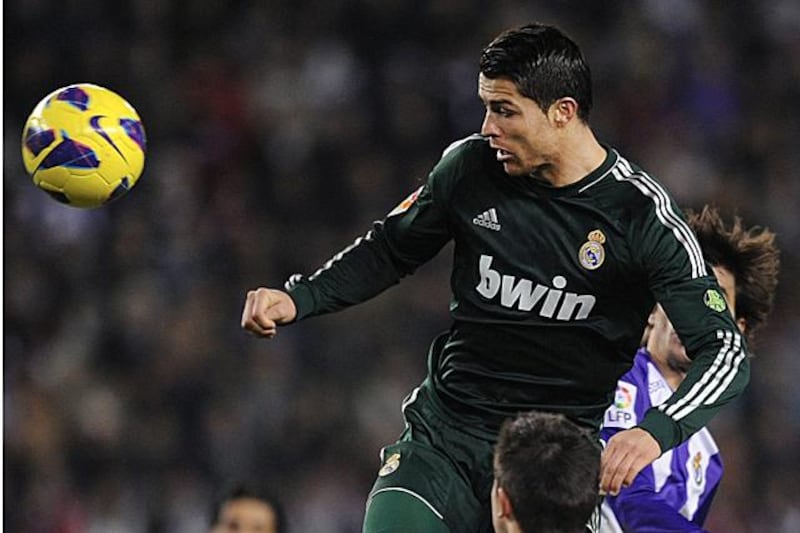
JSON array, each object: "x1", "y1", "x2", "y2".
[
  {"x1": 24, "y1": 125, "x2": 56, "y2": 157},
  {"x1": 54, "y1": 85, "x2": 90, "y2": 111}
]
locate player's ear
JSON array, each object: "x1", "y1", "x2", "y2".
[
  {"x1": 646, "y1": 305, "x2": 660, "y2": 328},
  {"x1": 736, "y1": 317, "x2": 747, "y2": 336},
  {"x1": 548, "y1": 97, "x2": 578, "y2": 127},
  {"x1": 496, "y1": 485, "x2": 515, "y2": 520}
]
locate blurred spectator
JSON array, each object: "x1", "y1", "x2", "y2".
[{"x1": 210, "y1": 481, "x2": 285, "y2": 533}]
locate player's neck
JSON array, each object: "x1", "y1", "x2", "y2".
[
  {"x1": 499, "y1": 521, "x2": 524, "y2": 533},
  {"x1": 661, "y1": 369, "x2": 683, "y2": 391},
  {"x1": 536, "y1": 128, "x2": 607, "y2": 188},
  {"x1": 648, "y1": 349, "x2": 685, "y2": 390}
]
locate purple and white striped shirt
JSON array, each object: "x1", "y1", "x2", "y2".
[{"x1": 600, "y1": 349, "x2": 723, "y2": 532}]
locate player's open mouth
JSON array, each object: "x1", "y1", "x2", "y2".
[{"x1": 496, "y1": 148, "x2": 514, "y2": 162}]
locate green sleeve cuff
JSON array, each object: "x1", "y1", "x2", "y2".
[
  {"x1": 637, "y1": 408, "x2": 680, "y2": 453},
  {"x1": 286, "y1": 282, "x2": 316, "y2": 322}
]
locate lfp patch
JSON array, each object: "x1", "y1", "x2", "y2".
[{"x1": 604, "y1": 381, "x2": 638, "y2": 429}]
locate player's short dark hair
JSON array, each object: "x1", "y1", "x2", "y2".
[
  {"x1": 480, "y1": 22, "x2": 593, "y2": 121},
  {"x1": 210, "y1": 480, "x2": 286, "y2": 532},
  {"x1": 494, "y1": 411, "x2": 600, "y2": 533},
  {"x1": 687, "y1": 205, "x2": 780, "y2": 346}
]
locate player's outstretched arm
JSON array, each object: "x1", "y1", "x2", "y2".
[
  {"x1": 599, "y1": 427, "x2": 661, "y2": 495},
  {"x1": 241, "y1": 288, "x2": 297, "y2": 338}
]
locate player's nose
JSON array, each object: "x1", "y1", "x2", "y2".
[{"x1": 481, "y1": 111, "x2": 500, "y2": 137}]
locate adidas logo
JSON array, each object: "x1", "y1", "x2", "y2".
[{"x1": 473, "y1": 208, "x2": 501, "y2": 231}]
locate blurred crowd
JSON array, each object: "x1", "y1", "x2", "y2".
[{"x1": 4, "y1": 0, "x2": 800, "y2": 531}]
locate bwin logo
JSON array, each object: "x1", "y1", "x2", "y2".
[{"x1": 476, "y1": 255, "x2": 596, "y2": 320}]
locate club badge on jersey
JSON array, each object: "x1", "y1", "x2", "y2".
[
  {"x1": 579, "y1": 229, "x2": 606, "y2": 271},
  {"x1": 378, "y1": 453, "x2": 401, "y2": 476}
]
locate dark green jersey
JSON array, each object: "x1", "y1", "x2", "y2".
[{"x1": 286, "y1": 135, "x2": 748, "y2": 452}]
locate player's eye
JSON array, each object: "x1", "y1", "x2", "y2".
[{"x1": 491, "y1": 105, "x2": 515, "y2": 118}]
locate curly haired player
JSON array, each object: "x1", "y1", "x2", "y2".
[{"x1": 601, "y1": 205, "x2": 780, "y2": 532}]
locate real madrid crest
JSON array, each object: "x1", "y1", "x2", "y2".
[{"x1": 579, "y1": 230, "x2": 606, "y2": 271}]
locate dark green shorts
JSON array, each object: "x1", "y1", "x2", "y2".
[{"x1": 365, "y1": 379, "x2": 496, "y2": 533}]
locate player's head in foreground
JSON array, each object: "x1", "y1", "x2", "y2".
[
  {"x1": 492, "y1": 411, "x2": 601, "y2": 533},
  {"x1": 646, "y1": 205, "x2": 780, "y2": 383},
  {"x1": 478, "y1": 22, "x2": 602, "y2": 181},
  {"x1": 210, "y1": 481, "x2": 285, "y2": 533}
]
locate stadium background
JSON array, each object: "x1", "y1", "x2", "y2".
[{"x1": 4, "y1": 1, "x2": 799, "y2": 531}]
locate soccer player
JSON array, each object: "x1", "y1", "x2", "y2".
[
  {"x1": 241, "y1": 23, "x2": 749, "y2": 531},
  {"x1": 492, "y1": 411, "x2": 601, "y2": 533},
  {"x1": 600, "y1": 206, "x2": 780, "y2": 532},
  {"x1": 210, "y1": 482, "x2": 285, "y2": 533}
]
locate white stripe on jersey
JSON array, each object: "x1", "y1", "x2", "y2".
[
  {"x1": 579, "y1": 150, "x2": 620, "y2": 193},
  {"x1": 652, "y1": 449, "x2": 674, "y2": 492},
  {"x1": 697, "y1": 332, "x2": 746, "y2": 407},
  {"x1": 611, "y1": 156, "x2": 706, "y2": 278},
  {"x1": 441, "y1": 133, "x2": 484, "y2": 159},
  {"x1": 661, "y1": 331, "x2": 734, "y2": 419},
  {"x1": 401, "y1": 386, "x2": 420, "y2": 414},
  {"x1": 600, "y1": 500, "x2": 624, "y2": 533},
  {"x1": 367, "y1": 487, "x2": 445, "y2": 520},
  {"x1": 680, "y1": 431, "x2": 714, "y2": 520},
  {"x1": 663, "y1": 329, "x2": 745, "y2": 421},
  {"x1": 310, "y1": 231, "x2": 373, "y2": 279}
]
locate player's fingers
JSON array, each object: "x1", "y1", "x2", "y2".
[
  {"x1": 599, "y1": 451, "x2": 618, "y2": 494},
  {"x1": 599, "y1": 443, "x2": 621, "y2": 481},
  {"x1": 600, "y1": 443, "x2": 633, "y2": 495},
  {"x1": 603, "y1": 453, "x2": 636, "y2": 495},
  {"x1": 622, "y1": 457, "x2": 648, "y2": 488},
  {"x1": 242, "y1": 289, "x2": 277, "y2": 337},
  {"x1": 241, "y1": 290, "x2": 256, "y2": 329},
  {"x1": 251, "y1": 289, "x2": 278, "y2": 331}
]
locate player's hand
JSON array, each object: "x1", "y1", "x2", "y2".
[
  {"x1": 599, "y1": 427, "x2": 661, "y2": 495},
  {"x1": 241, "y1": 288, "x2": 297, "y2": 338}
]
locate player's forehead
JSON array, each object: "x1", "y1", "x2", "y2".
[
  {"x1": 218, "y1": 498, "x2": 276, "y2": 526},
  {"x1": 478, "y1": 74, "x2": 524, "y2": 104}
]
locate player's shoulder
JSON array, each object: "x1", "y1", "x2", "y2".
[
  {"x1": 436, "y1": 133, "x2": 499, "y2": 171},
  {"x1": 587, "y1": 148, "x2": 681, "y2": 226},
  {"x1": 429, "y1": 134, "x2": 496, "y2": 191},
  {"x1": 439, "y1": 133, "x2": 490, "y2": 161},
  {"x1": 618, "y1": 152, "x2": 674, "y2": 203}
]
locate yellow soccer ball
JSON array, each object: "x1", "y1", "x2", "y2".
[{"x1": 21, "y1": 83, "x2": 146, "y2": 208}]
